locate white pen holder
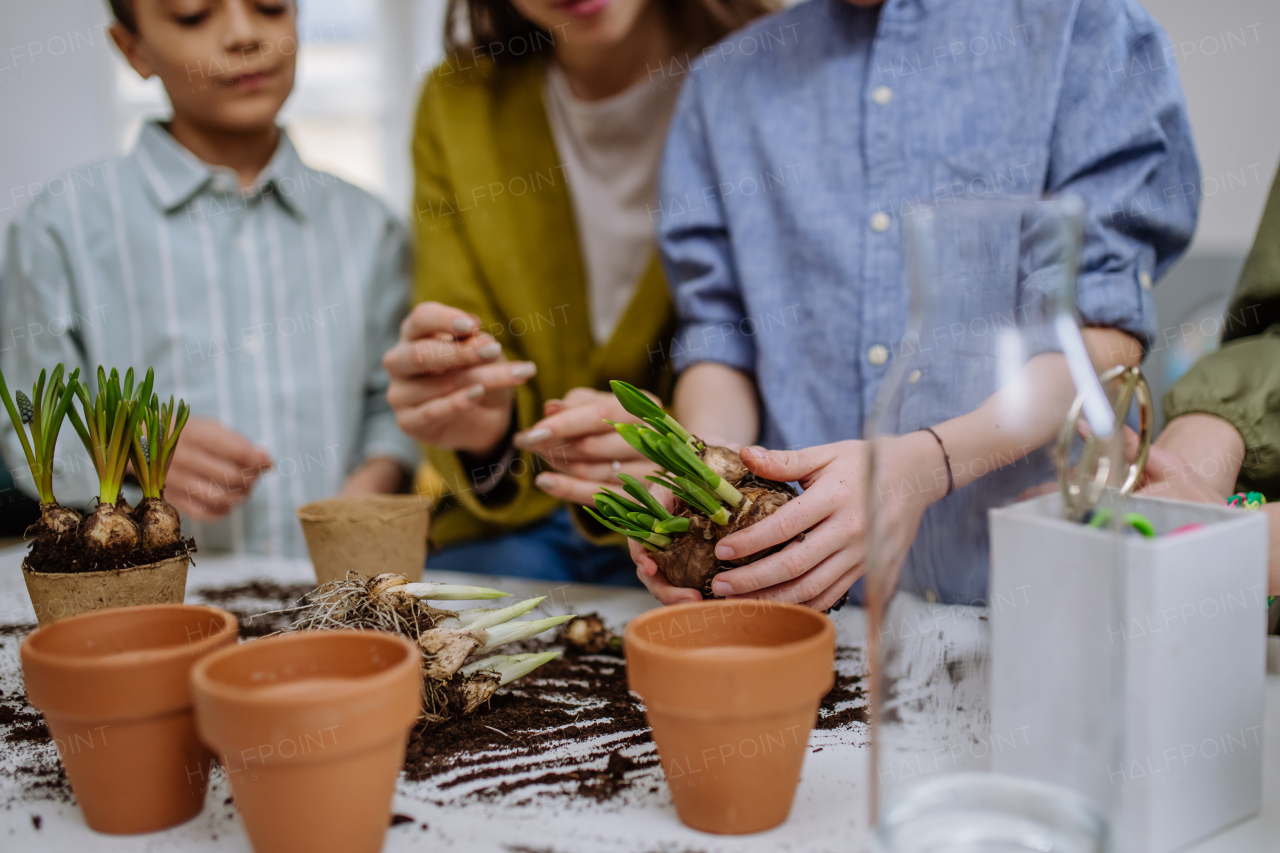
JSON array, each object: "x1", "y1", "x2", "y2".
[{"x1": 989, "y1": 491, "x2": 1268, "y2": 853}]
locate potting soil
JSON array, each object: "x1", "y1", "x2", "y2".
[{"x1": 22, "y1": 534, "x2": 196, "y2": 575}]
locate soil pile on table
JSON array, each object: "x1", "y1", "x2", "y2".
[
  {"x1": 403, "y1": 638, "x2": 867, "y2": 805},
  {"x1": 0, "y1": 685, "x2": 73, "y2": 804},
  {"x1": 403, "y1": 642, "x2": 660, "y2": 804}
]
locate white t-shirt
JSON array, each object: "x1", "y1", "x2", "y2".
[{"x1": 542, "y1": 64, "x2": 682, "y2": 345}]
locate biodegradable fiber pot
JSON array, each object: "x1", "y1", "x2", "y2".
[
  {"x1": 19, "y1": 604, "x2": 238, "y2": 834},
  {"x1": 297, "y1": 494, "x2": 429, "y2": 586},
  {"x1": 191, "y1": 629, "x2": 422, "y2": 853},
  {"x1": 625, "y1": 599, "x2": 836, "y2": 834},
  {"x1": 22, "y1": 554, "x2": 190, "y2": 628}
]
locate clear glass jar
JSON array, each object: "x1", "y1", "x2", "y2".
[{"x1": 866, "y1": 197, "x2": 1128, "y2": 853}]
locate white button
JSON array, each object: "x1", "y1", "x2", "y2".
[
  {"x1": 908, "y1": 369, "x2": 922, "y2": 384},
  {"x1": 212, "y1": 174, "x2": 236, "y2": 194},
  {"x1": 870, "y1": 212, "x2": 891, "y2": 233},
  {"x1": 1139, "y1": 271, "x2": 1153, "y2": 291},
  {"x1": 868, "y1": 344, "x2": 889, "y2": 366},
  {"x1": 872, "y1": 86, "x2": 893, "y2": 105}
]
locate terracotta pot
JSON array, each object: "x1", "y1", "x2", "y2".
[
  {"x1": 20, "y1": 604, "x2": 238, "y2": 834},
  {"x1": 191, "y1": 630, "x2": 422, "y2": 853},
  {"x1": 22, "y1": 554, "x2": 190, "y2": 628},
  {"x1": 625, "y1": 599, "x2": 836, "y2": 834},
  {"x1": 297, "y1": 495, "x2": 429, "y2": 586}
]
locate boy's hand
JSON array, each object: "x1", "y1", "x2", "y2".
[
  {"x1": 707, "y1": 434, "x2": 942, "y2": 611},
  {"x1": 383, "y1": 302, "x2": 536, "y2": 455},
  {"x1": 165, "y1": 418, "x2": 273, "y2": 521},
  {"x1": 514, "y1": 387, "x2": 657, "y2": 506}
]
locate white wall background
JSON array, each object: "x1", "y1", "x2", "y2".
[{"x1": 1142, "y1": 0, "x2": 1280, "y2": 255}]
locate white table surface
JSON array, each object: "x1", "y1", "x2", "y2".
[{"x1": 0, "y1": 545, "x2": 1276, "y2": 852}]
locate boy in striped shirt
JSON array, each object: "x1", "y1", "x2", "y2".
[{"x1": 0, "y1": 0, "x2": 418, "y2": 555}]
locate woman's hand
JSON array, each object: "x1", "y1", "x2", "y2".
[
  {"x1": 383, "y1": 302, "x2": 537, "y2": 455},
  {"x1": 628, "y1": 482, "x2": 705, "y2": 604},
  {"x1": 513, "y1": 387, "x2": 657, "y2": 505},
  {"x1": 707, "y1": 433, "x2": 945, "y2": 610}
]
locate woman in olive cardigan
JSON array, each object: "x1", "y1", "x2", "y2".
[
  {"x1": 1136, "y1": 160, "x2": 1280, "y2": 623},
  {"x1": 383, "y1": 0, "x2": 775, "y2": 583}
]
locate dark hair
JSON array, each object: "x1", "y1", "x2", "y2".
[
  {"x1": 443, "y1": 0, "x2": 779, "y2": 63},
  {"x1": 108, "y1": 0, "x2": 137, "y2": 33}
]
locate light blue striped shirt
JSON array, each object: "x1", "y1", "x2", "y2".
[{"x1": 1, "y1": 121, "x2": 418, "y2": 556}]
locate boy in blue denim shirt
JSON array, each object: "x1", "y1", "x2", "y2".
[{"x1": 635, "y1": 0, "x2": 1199, "y2": 608}]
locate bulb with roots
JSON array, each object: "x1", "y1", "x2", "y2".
[
  {"x1": 652, "y1": 442, "x2": 797, "y2": 597},
  {"x1": 31, "y1": 503, "x2": 83, "y2": 542},
  {"x1": 81, "y1": 498, "x2": 141, "y2": 554},
  {"x1": 136, "y1": 497, "x2": 182, "y2": 549}
]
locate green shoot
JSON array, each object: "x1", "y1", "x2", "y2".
[
  {"x1": 609, "y1": 381, "x2": 699, "y2": 447},
  {"x1": 583, "y1": 505, "x2": 673, "y2": 550},
  {"x1": 66, "y1": 367, "x2": 154, "y2": 506},
  {"x1": 0, "y1": 365, "x2": 80, "y2": 505},
  {"x1": 607, "y1": 423, "x2": 742, "y2": 514},
  {"x1": 617, "y1": 473, "x2": 674, "y2": 520},
  {"x1": 131, "y1": 392, "x2": 191, "y2": 499},
  {"x1": 646, "y1": 474, "x2": 731, "y2": 525},
  {"x1": 460, "y1": 651, "x2": 562, "y2": 686}
]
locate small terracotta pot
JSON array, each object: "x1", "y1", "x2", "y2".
[
  {"x1": 297, "y1": 495, "x2": 429, "y2": 586},
  {"x1": 22, "y1": 554, "x2": 190, "y2": 628},
  {"x1": 625, "y1": 599, "x2": 836, "y2": 834},
  {"x1": 191, "y1": 630, "x2": 422, "y2": 853},
  {"x1": 20, "y1": 604, "x2": 238, "y2": 834}
]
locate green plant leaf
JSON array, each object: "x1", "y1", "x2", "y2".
[{"x1": 618, "y1": 473, "x2": 673, "y2": 520}]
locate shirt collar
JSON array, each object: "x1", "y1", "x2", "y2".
[{"x1": 130, "y1": 120, "x2": 313, "y2": 220}]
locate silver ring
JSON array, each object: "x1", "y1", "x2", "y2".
[{"x1": 611, "y1": 460, "x2": 621, "y2": 474}]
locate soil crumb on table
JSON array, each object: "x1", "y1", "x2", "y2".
[
  {"x1": 0, "y1": 685, "x2": 73, "y2": 805},
  {"x1": 194, "y1": 581, "x2": 315, "y2": 638}
]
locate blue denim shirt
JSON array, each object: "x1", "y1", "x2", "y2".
[{"x1": 656, "y1": 0, "x2": 1199, "y2": 604}]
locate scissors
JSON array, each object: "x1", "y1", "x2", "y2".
[{"x1": 1054, "y1": 364, "x2": 1154, "y2": 522}]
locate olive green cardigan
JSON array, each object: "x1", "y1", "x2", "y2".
[
  {"x1": 412, "y1": 55, "x2": 675, "y2": 548},
  {"x1": 1164, "y1": 163, "x2": 1280, "y2": 499}
]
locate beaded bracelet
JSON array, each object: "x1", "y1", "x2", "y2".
[{"x1": 1226, "y1": 492, "x2": 1272, "y2": 609}]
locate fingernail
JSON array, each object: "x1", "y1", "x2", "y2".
[
  {"x1": 478, "y1": 342, "x2": 502, "y2": 359},
  {"x1": 465, "y1": 384, "x2": 484, "y2": 400},
  {"x1": 516, "y1": 427, "x2": 551, "y2": 446},
  {"x1": 452, "y1": 317, "x2": 475, "y2": 333},
  {"x1": 535, "y1": 473, "x2": 556, "y2": 490},
  {"x1": 711, "y1": 579, "x2": 732, "y2": 596},
  {"x1": 510, "y1": 362, "x2": 537, "y2": 379},
  {"x1": 745, "y1": 446, "x2": 766, "y2": 457},
  {"x1": 715, "y1": 544, "x2": 734, "y2": 560}
]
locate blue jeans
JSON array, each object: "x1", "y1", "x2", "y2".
[{"x1": 426, "y1": 508, "x2": 642, "y2": 587}]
